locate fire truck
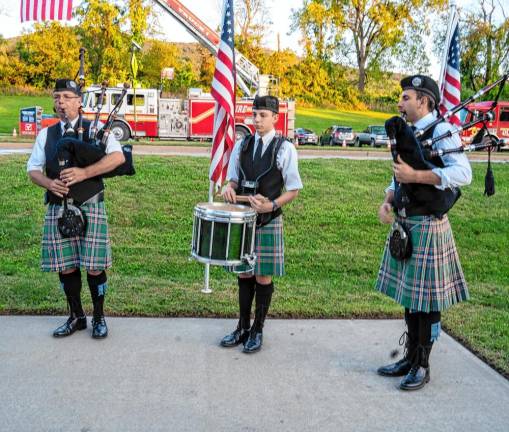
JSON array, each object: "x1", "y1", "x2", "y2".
[
  {"x1": 82, "y1": 87, "x2": 295, "y2": 141},
  {"x1": 81, "y1": 0, "x2": 295, "y2": 142},
  {"x1": 461, "y1": 101, "x2": 509, "y2": 150}
]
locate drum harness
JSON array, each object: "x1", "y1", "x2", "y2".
[{"x1": 238, "y1": 135, "x2": 285, "y2": 226}]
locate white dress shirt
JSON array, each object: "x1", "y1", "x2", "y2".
[
  {"x1": 226, "y1": 129, "x2": 303, "y2": 191},
  {"x1": 27, "y1": 118, "x2": 122, "y2": 173}
]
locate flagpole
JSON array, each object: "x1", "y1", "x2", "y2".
[
  {"x1": 438, "y1": 0, "x2": 456, "y2": 91},
  {"x1": 201, "y1": 180, "x2": 215, "y2": 294}
]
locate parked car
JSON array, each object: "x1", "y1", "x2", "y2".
[
  {"x1": 355, "y1": 125, "x2": 389, "y2": 147},
  {"x1": 295, "y1": 128, "x2": 319, "y2": 145},
  {"x1": 320, "y1": 126, "x2": 356, "y2": 146}
]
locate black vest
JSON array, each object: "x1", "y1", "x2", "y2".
[
  {"x1": 45, "y1": 120, "x2": 104, "y2": 204},
  {"x1": 238, "y1": 135, "x2": 285, "y2": 225},
  {"x1": 394, "y1": 123, "x2": 461, "y2": 218}
]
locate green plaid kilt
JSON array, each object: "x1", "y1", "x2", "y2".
[
  {"x1": 375, "y1": 214, "x2": 469, "y2": 312},
  {"x1": 41, "y1": 202, "x2": 112, "y2": 272},
  {"x1": 230, "y1": 215, "x2": 284, "y2": 276}
]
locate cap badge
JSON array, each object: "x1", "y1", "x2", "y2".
[{"x1": 412, "y1": 77, "x2": 422, "y2": 87}]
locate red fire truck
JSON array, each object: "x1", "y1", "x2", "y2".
[
  {"x1": 81, "y1": 86, "x2": 295, "y2": 142},
  {"x1": 461, "y1": 101, "x2": 509, "y2": 150}
]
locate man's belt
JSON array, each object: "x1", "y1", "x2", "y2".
[{"x1": 47, "y1": 191, "x2": 104, "y2": 206}]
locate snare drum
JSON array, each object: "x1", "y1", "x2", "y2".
[{"x1": 191, "y1": 202, "x2": 257, "y2": 267}]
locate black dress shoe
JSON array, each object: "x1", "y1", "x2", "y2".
[
  {"x1": 220, "y1": 328, "x2": 249, "y2": 347},
  {"x1": 91, "y1": 316, "x2": 108, "y2": 339},
  {"x1": 53, "y1": 316, "x2": 87, "y2": 337},
  {"x1": 399, "y1": 366, "x2": 430, "y2": 391},
  {"x1": 377, "y1": 358, "x2": 413, "y2": 377},
  {"x1": 242, "y1": 331, "x2": 263, "y2": 353}
]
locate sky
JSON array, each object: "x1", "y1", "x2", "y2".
[{"x1": 0, "y1": 0, "x2": 491, "y2": 80}]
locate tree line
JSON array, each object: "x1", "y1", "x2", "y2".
[{"x1": 0, "y1": 0, "x2": 507, "y2": 110}]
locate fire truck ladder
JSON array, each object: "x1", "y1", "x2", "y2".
[{"x1": 153, "y1": 0, "x2": 260, "y2": 96}]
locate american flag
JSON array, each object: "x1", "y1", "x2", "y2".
[
  {"x1": 438, "y1": 8, "x2": 461, "y2": 125},
  {"x1": 209, "y1": 0, "x2": 236, "y2": 188},
  {"x1": 20, "y1": 0, "x2": 73, "y2": 23}
]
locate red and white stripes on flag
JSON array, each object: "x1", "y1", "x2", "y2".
[
  {"x1": 438, "y1": 7, "x2": 461, "y2": 125},
  {"x1": 209, "y1": 0, "x2": 236, "y2": 188},
  {"x1": 20, "y1": 0, "x2": 73, "y2": 23}
]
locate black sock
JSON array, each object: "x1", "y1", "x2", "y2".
[
  {"x1": 238, "y1": 276, "x2": 256, "y2": 330},
  {"x1": 59, "y1": 270, "x2": 84, "y2": 318},
  {"x1": 417, "y1": 311, "x2": 441, "y2": 367},
  {"x1": 87, "y1": 271, "x2": 107, "y2": 319},
  {"x1": 252, "y1": 282, "x2": 274, "y2": 332}
]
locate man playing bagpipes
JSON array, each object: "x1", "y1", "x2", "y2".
[
  {"x1": 221, "y1": 95, "x2": 303, "y2": 353},
  {"x1": 27, "y1": 78, "x2": 125, "y2": 339},
  {"x1": 375, "y1": 75, "x2": 472, "y2": 390}
]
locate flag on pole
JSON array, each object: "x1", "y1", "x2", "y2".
[
  {"x1": 438, "y1": 5, "x2": 461, "y2": 125},
  {"x1": 20, "y1": 0, "x2": 73, "y2": 23},
  {"x1": 209, "y1": 0, "x2": 236, "y2": 189}
]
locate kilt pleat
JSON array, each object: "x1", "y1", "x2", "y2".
[
  {"x1": 375, "y1": 215, "x2": 468, "y2": 312},
  {"x1": 41, "y1": 202, "x2": 112, "y2": 272},
  {"x1": 230, "y1": 215, "x2": 284, "y2": 276}
]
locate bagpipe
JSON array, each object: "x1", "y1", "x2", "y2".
[
  {"x1": 56, "y1": 49, "x2": 134, "y2": 238},
  {"x1": 386, "y1": 72, "x2": 508, "y2": 216}
]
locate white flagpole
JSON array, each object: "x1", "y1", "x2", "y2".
[
  {"x1": 438, "y1": 0, "x2": 457, "y2": 92},
  {"x1": 201, "y1": 180, "x2": 215, "y2": 294}
]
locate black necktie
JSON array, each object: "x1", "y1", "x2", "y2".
[{"x1": 254, "y1": 138, "x2": 263, "y2": 161}]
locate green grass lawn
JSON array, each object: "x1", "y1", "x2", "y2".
[
  {"x1": 0, "y1": 95, "x2": 394, "y2": 135},
  {"x1": 1, "y1": 155, "x2": 508, "y2": 375}
]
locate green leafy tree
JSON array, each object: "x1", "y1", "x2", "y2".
[
  {"x1": 293, "y1": 0, "x2": 446, "y2": 93},
  {"x1": 76, "y1": 0, "x2": 129, "y2": 84},
  {"x1": 461, "y1": 0, "x2": 509, "y2": 97},
  {"x1": 15, "y1": 22, "x2": 81, "y2": 89}
]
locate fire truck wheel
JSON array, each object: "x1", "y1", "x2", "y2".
[
  {"x1": 235, "y1": 126, "x2": 250, "y2": 142},
  {"x1": 111, "y1": 122, "x2": 131, "y2": 142}
]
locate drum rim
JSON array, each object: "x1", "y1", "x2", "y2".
[
  {"x1": 193, "y1": 212, "x2": 257, "y2": 223},
  {"x1": 191, "y1": 252, "x2": 250, "y2": 267},
  {"x1": 194, "y1": 202, "x2": 256, "y2": 218}
]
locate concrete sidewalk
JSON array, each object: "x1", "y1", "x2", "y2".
[{"x1": 1, "y1": 317, "x2": 508, "y2": 432}]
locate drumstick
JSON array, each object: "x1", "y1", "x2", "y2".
[{"x1": 215, "y1": 194, "x2": 269, "y2": 204}]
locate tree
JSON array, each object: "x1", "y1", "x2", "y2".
[
  {"x1": 139, "y1": 39, "x2": 181, "y2": 88},
  {"x1": 461, "y1": 0, "x2": 509, "y2": 96},
  {"x1": 76, "y1": 0, "x2": 129, "y2": 84},
  {"x1": 234, "y1": 0, "x2": 271, "y2": 67},
  {"x1": 15, "y1": 22, "x2": 81, "y2": 89},
  {"x1": 290, "y1": 0, "x2": 342, "y2": 61},
  {"x1": 293, "y1": 0, "x2": 447, "y2": 93}
]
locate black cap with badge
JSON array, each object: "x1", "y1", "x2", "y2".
[
  {"x1": 253, "y1": 95, "x2": 279, "y2": 114},
  {"x1": 53, "y1": 78, "x2": 82, "y2": 96},
  {"x1": 400, "y1": 75, "x2": 440, "y2": 106}
]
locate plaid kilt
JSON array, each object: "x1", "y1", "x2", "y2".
[
  {"x1": 230, "y1": 215, "x2": 284, "y2": 276},
  {"x1": 375, "y1": 215, "x2": 469, "y2": 312},
  {"x1": 41, "y1": 202, "x2": 112, "y2": 272}
]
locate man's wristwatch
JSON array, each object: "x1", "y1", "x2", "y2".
[{"x1": 271, "y1": 199, "x2": 279, "y2": 212}]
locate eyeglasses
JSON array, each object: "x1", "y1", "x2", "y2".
[{"x1": 52, "y1": 94, "x2": 81, "y2": 101}]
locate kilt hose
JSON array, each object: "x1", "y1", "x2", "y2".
[
  {"x1": 41, "y1": 202, "x2": 112, "y2": 272},
  {"x1": 375, "y1": 214, "x2": 469, "y2": 312},
  {"x1": 230, "y1": 215, "x2": 284, "y2": 276}
]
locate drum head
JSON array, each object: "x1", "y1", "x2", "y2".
[{"x1": 194, "y1": 202, "x2": 256, "y2": 219}]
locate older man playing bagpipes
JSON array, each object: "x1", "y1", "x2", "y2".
[{"x1": 27, "y1": 49, "x2": 127, "y2": 339}]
